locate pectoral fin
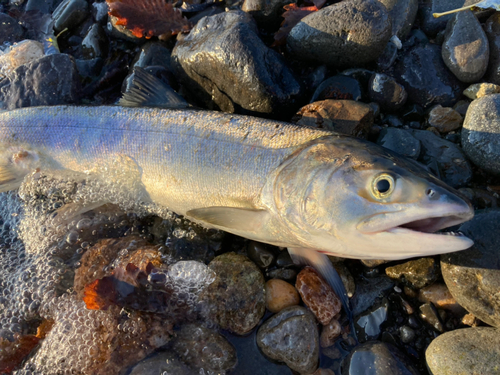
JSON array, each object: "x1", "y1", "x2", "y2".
[{"x1": 186, "y1": 207, "x2": 270, "y2": 232}]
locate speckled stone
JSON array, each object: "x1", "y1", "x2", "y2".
[
  {"x1": 385, "y1": 258, "x2": 439, "y2": 289},
  {"x1": 426, "y1": 327, "x2": 500, "y2": 375},
  {"x1": 463, "y1": 82, "x2": 500, "y2": 99},
  {"x1": 257, "y1": 306, "x2": 319, "y2": 374},
  {"x1": 296, "y1": 266, "x2": 342, "y2": 325}
]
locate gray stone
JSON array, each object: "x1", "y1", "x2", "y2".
[
  {"x1": 0, "y1": 54, "x2": 80, "y2": 110},
  {"x1": 377, "y1": 128, "x2": 421, "y2": 160},
  {"x1": 342, "y1": 341, "x2": 420, "y2": 375},
  {"x1": 0, "y1": 13, "x2": 25, "y2": 45},
  {"x1": 256, "y1": 306, "x2": 319, "y2": 374},
  {"x1": 52, "y1": 0, "x2": 89, "y2": 33},
  {"x1": 351, "y1": 276, "x2": 394, "y2": 316},
  {"x1": 442, "y1": 11, "x2": 489, "y2": 83},
  {"x1": 81, "y1": 23, "x2": 108, "y2": 59},
  {"x1": 485, "y1": 13, "x2": 500, "y2": 85},
  {"x1": 426, "y1": 327, "x2": 500, "y2": 375},
  {"x1": 287, "y1": 0, "x2": 392, "y2": 67},
  {"x1": 172, "y1": 324, "x2": 237, "y2": 373},
  {"x1": 378, "y1": 0, "x2": 418, "y2": 39},
  {"x1": 172, "y1": 10, "x2": 300, "y2": 115},
  {"x1": 441, "y1": 209, "x2": 500, "y2": 328},
  {"x1": 368, "y1": 73, "x2": 407, "y2": 111},
  {"x1": 462, "y1": 93, "x2": 500, "y2": 175},
  {"x1": 410, "y1": 129, "x2": 472, "y2": 188},
  {"x1": 393, "y1": 44, "x2": 463, "y2": 109},
  {"x1": 200, "y1": 252, "x2": 265, "y2": 335}
]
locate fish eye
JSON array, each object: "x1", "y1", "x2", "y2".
[{"x1": 371, "y1": 173, "x2": 395, "y2": 199}]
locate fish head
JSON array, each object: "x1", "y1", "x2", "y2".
[{"x1": 274, "y1": 136, "x2": 474, "y2": 260}]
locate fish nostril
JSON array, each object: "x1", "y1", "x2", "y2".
[{"x1": 426, "y1": 188, "x2": 438, "y2": 199}]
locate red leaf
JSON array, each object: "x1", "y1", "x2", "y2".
[
  {"x1": 106, "y1": 0, "x2": 191, "y2": 39},
  {"x1": 84, "y1": 277, "x2": 117, "y2": 310},
  {"x1": 273, "y1": 4, "x2": 319, "y2": 47}
]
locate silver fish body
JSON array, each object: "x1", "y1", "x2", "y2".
[{"x1": 0, "y1": 105, "x2": 474, "y2": 260}]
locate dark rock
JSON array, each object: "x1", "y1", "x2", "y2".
[
  {"x1": 266, "y1": 268, "x2": 297, "y2": 281},
  {"x1": 132, "y1": 42, "x2": 172, "y2": 71},
  {"x1": 368, "y1": 73, "x2": 407, "y2": 111},
  {"x1": 426, "y1": 327, "x2": 500, "y2": 375},
  {"x1": 399, "y1": 325, "x2": 416, "y2": 343},
  {"x1": 418, "y1": 283, "x2": 465, "y2": 315},
  {"x1": 419, "y1": 0, "x2": 466, "y2": 36},
  {"x1": 442, "y1": 11, "x2": 489, "y2": 83},
  {"x1": 462, "y1": 94, "x2": 500, "y2": 174},
  {"x1": 403, "y1": 28, "x2": 429, "y2": 48},
  {"x1": 201, "y1": 252, "x2": 265, "y2": 335},
  {"x1": 342, "y1": 341, "x2": 420, "y2": 375},
  {"x1": 0, "y1": 14, "x2": 25, "y2": 45},
  {"x1": 242, "y1": 0, "x2": 294, "y2": 25},
  {"x1": 172, "y1": 10, "x2": 300, "y2": 115},
  {"x1": 247, "y1": 241, "x2": 277, "y2": 269},
  {"x1": 351, "y1": 276, "x2": 394, "y2": 316},
  {"x1": 287, "y1": 0, "x2": 392, "y2": 67},
  {"x1": 256, "y1": 306, "x2": 319, "y2": 374},
  {"x1": 354, "y1": 298, "x2": 389, "y2": 342},
  {"x1": 172, "y1": 324, "x2": 237, "y2": 373},
  {"x1": 75, "y1": 57, "x2": 104, "y2": 78},
  {"x1": 376, "y1": 41, "x2": 399, "y2": 70},
  {"x1": 419, "y1": 303, "x2": 444, "y2": 332},
  {"x1": 107, "y1": 15, "x2": 145, "y2": 43},
  {"x1": 52, "y1": 0, "x2": 89, "y2": 33},
  {"x1": 377, "y1": 128, "x2": 421, "y2": 160},
  {"x1": 385, "y1": 258, "x2": 439, "y2": 289},
  {"x1": 379, "y1": 0, "x2": 418, "y2": 39},
  {"x1": 276, "y1": 250, "x2": 294, "y2": 268},
  {"x1": 81, "y1": 23, "x2": 108, "y2": 59},
  {"x1": 310, "y1": 75, "x2": 362, "y2": 102},
  {"x1": 401, "y1": 103, "x2": 425, "y2": 122},
  {"x1": 25, "y1": 0, "x2": 55, "y2": 12},
  {"x1": 293, "y1": 99, "x2": 374, "y2": 137},
  {"x1": 441, "y1": 209, "x2": 500, "y2": 327},
  {"x1": 128, "y1": 351, "x2": 195, "y2": 375},
  {"x1": 427, "y1": 105, "x2": 463, "y2": 133},
  {"x1": 0, "y1": 54, "x2": 80, "y2": 110},
  {"x1": 485, "y1": 13, "x2": 500, "y2": 85},
  {"x1": 92, "y1": 1, "x2": 109, "y2": 24},
  {"x1": 320, "y1": 318, "x2": 342, "y2": 347},
  {"x1": 393, "y1": 44, "x2": 463, "y2": 108},
  {"x1": 410, "y1": 129, "x2": 472, "y2": 188},
  {"x1": 453, "y1": 99, "x2": 470, "y2": 116},
  {"x1": 383, "y1": 115, "x2": 404, "y2": 128}
]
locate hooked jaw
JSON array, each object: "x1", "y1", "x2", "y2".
[{"x1": 356, "y1": 187, "x2": 474, "y2": 258}]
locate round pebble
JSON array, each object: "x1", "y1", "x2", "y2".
[{"x1": 265, "y1": 279, "x2": 300, "y2": 313}]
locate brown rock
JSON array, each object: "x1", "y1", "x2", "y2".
[
  {"x1": 427, "y1": 105, "x2": 463, "y2": 133},
  {"x1": 418, "y1": 283, "x2": 466, "y2": 315},
  {"x1": 296, "y1": 266, "x2": 342, "y2": 325},
  {"x1": 293, "y1": 99, "x2": 374, "y2": 138},
  {"x1": 320, "y1": 317, "x2": 342, "y2": 348},
  {"x1": 265, "y1": 279, "x2": 300, "y2": 313},
  {"x1": 385, "y1": 257, "x2": 439, "y2": 289}
]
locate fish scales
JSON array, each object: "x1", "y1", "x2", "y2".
[{"x1": 0, "y1": 105, "x2": 332, "y2": 215}]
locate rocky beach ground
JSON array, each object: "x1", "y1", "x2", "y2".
[{"x1": 0, "y1": 0, "x2": 500, "y2": 373}]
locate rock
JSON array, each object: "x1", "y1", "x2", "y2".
[
  {"x1": 242, "y1": 0, "x2": 294, "y2": 25},
  {"x1": 0, "y1": 40, "x2": 44, "y2": 78},
  {"x1": 108, "y1": 15, "x2": 145, "y2": 43},
  {"x1": 376, "y1": 41, "x2": 399, "y2": 70},
  {"x1": 462, "y1": 94, "x2": 500, "y2": 174},
  {"x1": 0, "y1": 53, "x2": 80, "y2": 110},
  {"x1": 410, "y1": 129, "x2": 472, "y2": 188},
  {"x1": 442, "y1": 11, "x2": 489, "y2": 83},
  {"x1": 399, "y1": 325, "x2": 416, "y2": 343},
  {"x1": 256, "y1": 306, "x2": 319, "y2": 374},
  {"x1": 377, "y1": 128, "x2": 421, "y2": 160},
  {"x1": 128, "y1": 351, "x2": 195, "y2": 375},
  {"x1": 419, "y1": 0, "x2": 467, "y2": 36},
  {"x1": 441, "y1": 209, "x2": 500, "y2": 327},
  {"x1": 342, "y1": 341, "x2": 420, "y2": 375},
  {"x1": 132, "y1": 42, "x2": 173, "y2": 71},
  {"x1": 0, "y1": 14, "x2": 25, "y2": 45},
  {"x1": 81, "y1": 23, "x2": 108, "y2": 59},
  {"x1": 247, "y1": 241, "x2": 277, "y2": 269},
  {"x1": 485, "y1": 13, "x2": 500, "y2": 85},
  {"x1": 368, "y1": 73, "x2": 407, "y2": 111},
  {"x1": 333, "y1": 262, "x2": 356, "y2": 298},
  {"x1": 265, "y1": 279, "x2": 300, "y2": 313},
  {"x1": 52, "y1": 0, "x2": 90, "y2": 33},
  {"x1": 426, "y1": 327, "x2": 500, "y2": 375},
  {"x1": 378, "y1": 0, "x2": 418, "y2": 39},
  {"x1": 172, "y1": 10, "x2": 300, "y2": 114},
  {"x1": 463, "y1": 82, "x2": 500, "y2": 99},
  {"x1": 351, "y1": 276, "x2": 394, "y2": 316},
  {"x1": 266, "y1": 268, "x2": 297, "y2": 281},
  {"x1": 453, "y1": 99, "x2": 470, "y2": 116},
  {"x1": 292, "y1": 99, "x2": 374, "y2": 138},
  {"x1": 427, "y1": 105, "x2": 463, "y2": 133},
  {"x1": 393, "y1": 44, "x2": 463, "y2": 108},
  {"x1": 320, "y1": 318, "x2": 342, "y2": 347},
  {"x1": 385, "y1": 258, "x2": 439, "y2": 289},
  {"x1": 458, "y1": 187, "x2": 498, "y2": 209},
  {"x1": 419, "y1": 302, "x2": 444, "y2": 332},
  {"x1": 418, "y1": 283, "x2": 465, "y2": 315},
  {"x1": 172, "y1": 324, "x2": 237, "y2": 373},
  {"x1": 354, "y1": 298, "x2": 389, "y2": 342},
  {"x1": 361, "y1": 259, "x2": 390, "y2": 268},
  {"x1": 295, "y1": 266, "x2": 342, "y2": 325},
  {"x1": 25, "y1": 0, "x2": 55, "y2": 13},
  {"x1": 310, "y1": 75, "x2": 363, "y2": 103},
  {"x1": 287, "y1": 0, "x2": 392, "y2": 67},
  {"x1": 201, "y1": 252, "x2": 265, "y2": 335}
]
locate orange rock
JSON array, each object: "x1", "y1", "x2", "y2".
[{"x1": 265, "y1": 279, "x2": 300, "y2": 313}]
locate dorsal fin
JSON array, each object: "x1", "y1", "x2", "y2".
[{"x1": 119, "y1": 66, "x2": 189, "y2": 109}]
